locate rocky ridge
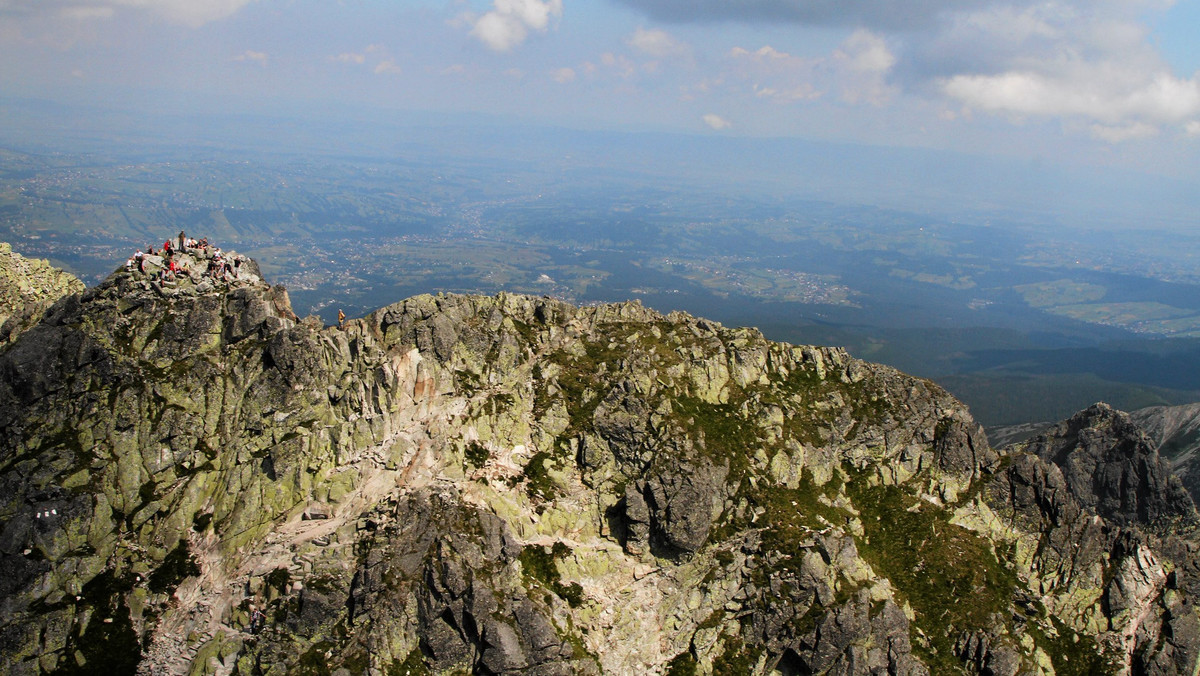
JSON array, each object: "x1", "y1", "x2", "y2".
[
  {"x1": 0, "y1": 242, "x2": 85, "y2": 342},
  {"x1": 0, "y1": 247, "x2": 1196, "y2": 675}
]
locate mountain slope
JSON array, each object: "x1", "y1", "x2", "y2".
[
  {"x1": 0, "y1": 248, "x2": 1196, "y2": 675},
  {"x1": 1131, "y1": 402, "x2": 1200, "y2": 505}
]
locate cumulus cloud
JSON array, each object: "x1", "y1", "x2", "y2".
[
  {"x1": 600, "y1": 51, "x2": 637, "y2": 78},
  {"x1": 702, "y1": 113, "x2": 731, "y2": 129},
  {"x1": 835, "y1": 29, "x2": 894, "y2": 74},
  {"x1": 833, "y1": 29, "x2": 896, "y2": 104},
  {"x1": 374, "y1": 59, "x2": 402, "y2": 75},
  {"x1": 331, "y1": 52, "x2": 365, "y2": 65},
  {"x1": 730, "y1": 45, "x2": 792, "y2": 61},
  {"x1": 1188, "y1": 121, "x2": 1200, "y2": 137},
  {"x1": 619, "y1": 0, "x2": 1194, "y2": 141},
  {"x1": 233, "y1": 50, "x2": 267, "y2": 65},
  {"x1": 943, "y1": 70, "x2": 1200, "y2": 124},
  {"x1": 725, "y1": 32, "x2": 895, "y2": 105},
  {"x1": 728, "y1": 44, "x2": 822, "y2": 101},
  {"x1": 919, "y1": 1, "x2": 1200, "y2": 139},
  {"x1": 0, "y1": 0, "x2": 257, "y2": 26},
  {"x1": 628, "y1": 27, "x2": 688, "y2": 59},
  {"x1": 552, "y1": 67, "x2": 575, "y2": 83},
  {"x1": 468, "y1": 0, "x2": 562, "y2": 52}
]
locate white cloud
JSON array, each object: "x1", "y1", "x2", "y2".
[
  {"x1": 468, "y1": 0, "x2": 562, "y2": 52},
  {"x1": 729, "y1": 45, "x2": 796, "y2": 62},
  {"x1": 726, "y1": 36, "x2": 896, "y2": 105},
  {"x1": 942, "y1": 70, "x2": 1200, "y2": 126},
  {"x1": 628, "y1": 28, "x2": 688, "y2": 59},
  {"x1": 552, "y1": 67, "x2": 575, "y2": 83},
  {"x1": 374, "y1": 59, "x2": 402, "y2": 75},
  {"x1": 754, "y1": 83, "x2": 819, "y2": 100},
  {"x1": 233, "y1": 50, "x2": 267, "y2": 65},
  {"x1": 600, "y1": 51, "x2": 636, "y2": 78},
  {"x1": 927, "y1": 2, "x2": 1200, "y2": 140},
  {"x1": 830, "y1": 29, "x2": 897, "y2": 105},
  {"x1": 702, "y1": 113, "x2": 731, "y2": 129},
  {"x1": 834, "y1": 29, "x2": 894, "y2": 74},
  {"x1": 331, "y1": 52, "x2": 365, "y2": 65},
  {"x1": 1187, "y1": 121, "x2": 1200, "y2": 137}
]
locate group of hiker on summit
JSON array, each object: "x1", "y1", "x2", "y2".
[{"x1": 124, "y1": 231, "x2": 249, "y2": 286}]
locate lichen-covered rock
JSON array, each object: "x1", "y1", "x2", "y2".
[
  {"x1": 0, "y1": 245, "x2": 1196, "y2": 675},
  {"x1": 0, "y1": 242, "x2": 85, "y2": 343}
]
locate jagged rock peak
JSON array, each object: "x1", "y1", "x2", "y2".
[{"x1": 1020, "y1": 401, "x2": 1198, "y2": 529}]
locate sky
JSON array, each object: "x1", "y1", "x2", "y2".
[{"x1": 1, "y1": 0, "x2": 1199, "y2": 179}]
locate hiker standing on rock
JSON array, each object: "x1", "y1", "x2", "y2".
[{"x1": 338, "y1": 309, "x2": 346, "y2": 329}]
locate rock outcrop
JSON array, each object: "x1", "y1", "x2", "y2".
[
  {"x1": 1021, "y1": 403, "x2": 1196, "y2": 530},
  {"x1": 0, "y1": 242, "x2": 85, "y2": 343},
  {"x1": 0, "y1": 245, "x2": 1196, "y2": 675}
]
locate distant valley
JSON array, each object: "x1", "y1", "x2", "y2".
[{"x1": 1, "y1": 135, "x2": 1199, "y2": 427}]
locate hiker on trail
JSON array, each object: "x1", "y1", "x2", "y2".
[
  {"x1": 178, "y1": 231, "x2": 186, "y2": 251},
  {"x1": 338, "y1": 309, "x2": 345, "y2": 329},
  {"x1": 250, "y1": 608, "x2": 265, "y2": 634},
  {"x1": 134, "y1": 249, "x2": 144, "y2": 273}
]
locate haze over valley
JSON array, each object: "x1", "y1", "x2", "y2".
[{"x1": 2, "y1": 106, "x2": 1199, "y2": 427}]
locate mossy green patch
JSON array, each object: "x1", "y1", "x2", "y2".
[
  {"x1": 670, "y1": 396, "x2": 755, "y2": 483},
  {"x1": 388, "y1": 648, "x2": 430, "y2": 675},
  {"x1": 518, "y1": 542, "x2": 584, "y2": 608},
  {"x1": 1027, "y1": 614, "x2": 1118, "y2": 676},
  {"x1": 294, "y1": 639, "x2": 336, "y2": 675},
  {"x1": 848, "y1": 477, "x2": 1020, "y2": 673},
  {"x1": 665, "y1": 651, "x2": 698, "y2": 676},
  {"x1": 521, "y1": 450, "x2": 559, "y2": 502},
  {"x1": 712, "y1": 635, "x2": 763, "y2": 676},
  {"x1": 464, "y1": 440, "x2": 489, "y2": 469}
]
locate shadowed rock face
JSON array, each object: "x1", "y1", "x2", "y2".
[
  {"x1": 1022, "y1": 403, "x2": 1196, "y2": 529},
  {"x1": 0, "y1": 246, "x2": 1196, "y2": 676}
]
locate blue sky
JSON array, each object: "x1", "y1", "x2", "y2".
[{"x1": 1, "y1": 0, "x2": 1199, "y2": 179}]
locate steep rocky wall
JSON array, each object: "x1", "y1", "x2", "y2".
[{"x1": 0, "y1": 259, "x2": 1196, "y2": 675}]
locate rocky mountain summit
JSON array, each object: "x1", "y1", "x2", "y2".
[{"x1": 0, "y1": 246, "x2": 1197, "y2": 675}]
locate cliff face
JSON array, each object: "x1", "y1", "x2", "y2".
[{"x1": 0, "y1": 251, "x2": 1196, "y2": 675}]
